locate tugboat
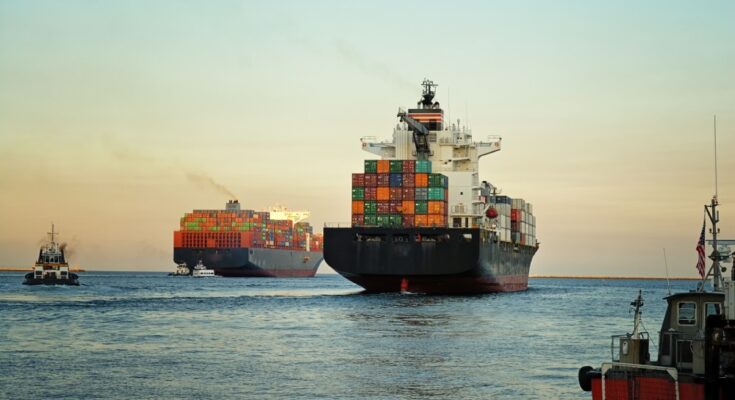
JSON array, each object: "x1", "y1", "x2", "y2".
[
  {"x1": 23, "y1": 224, "x2": 79, "y2": 286},
  {"x1": 578, "y1": 195, "x2": 735, "y2": 399},
  {"x1": 169, "y1": 263, "x2": 191, "y2": 276},
  {"x1": 191, "y1": 260, "x2": 215, "y2": 278}
]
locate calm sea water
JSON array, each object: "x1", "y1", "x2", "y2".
[{"x1": 0, "y1": 272, "x2": 702, "y2": 399}]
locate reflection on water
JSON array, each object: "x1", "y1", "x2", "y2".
[{"x1": 0, "y1": 272, "x2": 702, "y2": 399}]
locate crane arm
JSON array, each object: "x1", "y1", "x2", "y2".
[{"x1": 397, "y1": 110, "x2": 431, "y2": 160}]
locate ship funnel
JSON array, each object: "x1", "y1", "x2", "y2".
[{"x1": 226, "y1": 200, "x2": 241, "y2": 211}]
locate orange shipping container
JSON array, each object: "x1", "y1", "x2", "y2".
[
  {"x1": 174, "y1": 231, "x2": 183, "y2": 247},
  {"x1": 427, "y1": 214, "x2": 446, "y2": 227},
  {"x1": 415, "y1": 215, "x2": 429, "y2": 227},
  {"x1": 376, "y1": 187, "x2": 390, "y2": 201},
  {"x1": 415, "y1": 173, "x2": 428, "y2": 187},
  {"x1": 352, "y1": 200, "x2": 365, "y2": 214},
  {"x1": 401, "y1": 200, "x2": 415, "y2": 214},
  {"x1": 428, "y1": 201, "x2": 446, "y2": 215},
  {"x1": 377, "y1": 160, "x2": 390, "y2": 173},
  {"x1": 206, "y1": 238, "x2": 216, "y2": 248}
]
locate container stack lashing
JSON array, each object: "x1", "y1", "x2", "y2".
[{"x1": 352, "y1": 159, "x2": 449, "y2": 228}]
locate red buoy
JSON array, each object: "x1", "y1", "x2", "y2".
[
  {"x1": 400, "y1": 277, "x2": 408, "y2": 292},
  {"x1": 485, "y1": 207, "x2": 498, "y2": 219}
]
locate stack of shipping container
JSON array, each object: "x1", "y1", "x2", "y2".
[
  {"x1": 488, "y1": 196, "x2": 536, "y2": 246},
  {"x1": 351, "y1": 159, "x2": 449, "y2": 228},
  {"x1": 174, "y1": 202, "x2": 323, "y2": 251}
]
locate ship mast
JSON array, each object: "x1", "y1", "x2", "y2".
[
  {"x1": 47, "y1": 224, "x2": 57, "y2": 245},
  {"x1": 701, "y1": 116, "x2": 724, "y2": 292},
  {"x1": 703, "y1": 196, "x2": 724, "y2": 291}
]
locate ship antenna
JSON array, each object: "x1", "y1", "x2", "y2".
[
  {"x1": 663, "y1": 248, "x2": 672, "y2": 296},
  {"x1": 714, "y1": 115, "x2": 719, "y2": 199},
  {"x1": 702, "y1": 115, "x2": 723, "y2": 292}
]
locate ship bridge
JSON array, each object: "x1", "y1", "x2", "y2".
[{"x1": 360, "y1": 81, "x2": 502, "y2": 229}]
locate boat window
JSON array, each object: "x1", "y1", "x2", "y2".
[
  {"x1": 705, "y1": 302, "x2": 722, "y2": 319},
  {"x1": 677, "y1": 302, "x2": 697, "y2": 326}
]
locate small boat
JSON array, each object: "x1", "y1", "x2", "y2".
[
  {"x1": 191, "y1": 260, "x2": 215, "y2": 278},
  {"x1": 169, "y1": 263, "x2": 191, "y2": 276},
  {"x1": 578, "y1": 195, "x2": 735, "y2": 399},
  {"x1": 23, "y1": 224, "x2": 79, "y2": 286}
]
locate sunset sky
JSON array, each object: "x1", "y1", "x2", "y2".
[{"x1": 1, "y1": 1, "x2": 734, "y2": 276}]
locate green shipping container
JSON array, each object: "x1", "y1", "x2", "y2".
[
  {"x1": 364, "y1": 201, "x2": 377, "y2": 214},
  {"x1": 185, "y1": 222, "x2": 199, "y2": 228},
  {"x1": 209, "y1": 227, "x2": 219, "y2": 231},
  {"x1": 415, "y1": 201, "x2": 428, "y2": 214},
  {"x1": 376, "y1": 214, "x2": 391, "y2": 227},
  {"x1": 428, "y1": 187, "x2": 445, "y2": 200},
  {"x1": 352, "y1": 187, "x2": 365, "y2": 200},
  {"x1": 364, "y1": 215, "x2": 377, "y2": 225},
  {"x1": 389, "y1": 214, "x2": 402, "y2": 226},
  {"x1": 416, "y1": 160, "x2": 432, "y2": 173},
  {"x1": 364, "y1": 160, "x2": 378, "y2": 173},
  {"x1": 428, "y1": 174, "x2": 447, "y2": 188},
  {"x1": 389, "y1": 160, "x2": 403, "y2": 173}
]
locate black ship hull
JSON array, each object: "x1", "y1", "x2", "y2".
[
  {"x1": 173, "y1": 247, "x2": 323, "y2": 277},
  {"x1": 23, "y1": 273, "x2": 79, "y2": 286},
  {"x1": 324, "y1": 227, "x2": 537, "y2": 294}
]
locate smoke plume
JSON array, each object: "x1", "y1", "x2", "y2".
[
  {"x1": 60, "y1": 242, "x2": 75, "y2": 260},
  {"x1": 186, "y1": 173, "x2": 238, "y2": 199}
]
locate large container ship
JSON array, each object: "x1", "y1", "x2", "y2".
[
  {"x1": 323, "y1": 80, "x2": 539, "y2": 294},
  {"x1": 173, "y1": 200, "x2": 323, "y2": 277}
]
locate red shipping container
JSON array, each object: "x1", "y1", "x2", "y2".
[
  {"x1": 403, "y1": 173, "x2": 415, "y2": 187},
  {"x1": 352, "y1": 214, "x2": 364, "y2": 226},
  {"x1": 376, "y1": 187, "x2": 390, "y2": 201},
  {"x1": 377, "y1": 160, "x2": 390, "y2": 173},
  {"x1": 401, "y1": 187, "x2": 415, "y2": 200},
  {"x1": 415, "y1": 173, "x2": 428, "y2": 187},
  {"x1": 511, "y1": 209, "x2": 520, "y2": 221},
  {"x1": 402, "y1": 200, "x2": 415, "y2": 214},
  {"x1": 207, "y1": 238, "x2": 216, "y2": 248},
  {"x1": 390, "y1": 201, "x2": 402, "y2": 213},
  {"x1": 377, "y1": 201, "x2": 390, "y2": 213},
  {"x1": 364, "y1": 187, "x2": 377, "y2": 200},
  {"x1": 389, "y1": 187, "x2": 402, "y2": 201},
  {"x1": 377, "y1": 173, "x2": 390, "y2": 187},
  {"x1": 240, "y1": 232, "x2": 253, "y2": 247},
  {"x1": 364, "y1": 174, "x2": 378, "y2": 187},
  {"x1": 174, "y1": 231, "x2": 183, "y2": 247},
  {"x1": 402, "y1": 215, "x2": 415, "y2": 227},
  {"x1": 352, "y1": 173, "x2": 365, "y2": 187},
  {"x1": 402, "y1": 160, "x2": 415, "y2": 173}
]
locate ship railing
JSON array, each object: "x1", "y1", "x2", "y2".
[{"x1": 599, "y1": 362, "x2": 679, "y2": 400}]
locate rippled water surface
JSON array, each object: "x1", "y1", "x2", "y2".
[{"x1": 0, "y1": 272, "x2": 701, "y2": 399}]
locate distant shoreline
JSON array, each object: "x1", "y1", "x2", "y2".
[{"x1": 530, "y1": 275, "x2": 699, "y2": 281}]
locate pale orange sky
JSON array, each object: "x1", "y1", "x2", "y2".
[{"x1": 1, "y1": 1, "x2": 734, "y2": 276}]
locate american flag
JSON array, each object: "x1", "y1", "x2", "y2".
[{"x1": 696, "y1": 220, "x2": 707, "y2": 278}]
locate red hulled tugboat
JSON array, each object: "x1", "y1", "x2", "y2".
[{"x1": 578, "y1": 195, "x2": 735, "y2": 399}]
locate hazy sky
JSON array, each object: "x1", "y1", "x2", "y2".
[{"x1": 1, "y1": 1, "x2": 733, "y2": 277}]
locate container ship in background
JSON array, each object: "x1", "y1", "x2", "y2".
[
  {"x1": 323, "y1": 80, "x2": 539, "y2": 294},
  {"x1": 173, "y1": 200, "x2": 323, "y2": 277}
]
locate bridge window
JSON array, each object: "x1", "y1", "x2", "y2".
[
  {"x1": 705, "y1": 302, "x2": 721, "y2": 319},
  {"x1": 677, "y1": 302, "x2": 696, "y2": 326}
]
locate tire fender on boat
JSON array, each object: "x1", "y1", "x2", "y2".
[{"x1": 578, "y1": 366, "x2": 593, "y2": 392}]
